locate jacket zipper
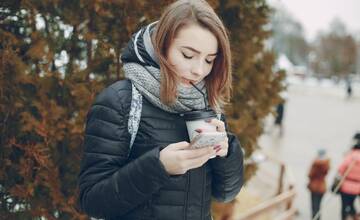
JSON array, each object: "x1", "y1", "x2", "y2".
[
  {"x1": 184, "y1": 171, "x2": 190, "y2": 220},
  {"x1": 201, "y1": 166, "x2": 206, "y2": 220}
]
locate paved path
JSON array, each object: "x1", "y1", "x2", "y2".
[{"x1": 258, "y1": 78, "x2": 360, "y2": 220}]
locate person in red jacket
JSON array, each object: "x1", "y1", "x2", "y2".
[
  {"x1": 338, "y1": 142, "x2": 360, "y2": 220},
  {"x1": 307, "y1": 149, "x2": 330, "y2": 220}
]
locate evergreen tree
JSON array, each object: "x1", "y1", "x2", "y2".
[{"x1": 214, "y1": 0, "x2": 284, "y2": 179}]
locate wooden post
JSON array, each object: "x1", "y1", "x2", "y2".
[
  {"x1": 277, "y1": 164, "x2": 285, "y2": 195},
  {"x1": 286, "y1": 185, "x2": 294, "y2": 210}
]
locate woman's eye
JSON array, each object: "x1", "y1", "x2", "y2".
[
  {"x1": 182, "y1": 52, "x2": 193, "y2": 59},
  {"x1": 205, "y1": 59, "x2": 214, "y2": 64}
]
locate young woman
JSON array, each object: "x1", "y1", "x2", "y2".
[{"x1": 78, "y1": 1, "x2": 243, "y2": 219}]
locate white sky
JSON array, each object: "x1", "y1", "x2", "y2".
[{"x1": 268, "y1": 0, "x2": 360, "y2": 40}]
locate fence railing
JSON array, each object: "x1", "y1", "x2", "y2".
[{"x1": 237, "y1": 151, "x2": 297, "y2": 220}]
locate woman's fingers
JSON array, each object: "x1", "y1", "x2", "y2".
[
  {"x1": 183, "y1": 151, "x2": 215, "y2": 170},
  {"x1": 161, "y1": 141, "x2": 220, "y2": 175},
  {"x1": 214, "y1": 139, "x2": 229, "y2": 157},
  {"x1": 167, "y1": 141, "x2": 191, "y2": 150},
  {"x1": 206, "y1": 118, "x2": 225, "y2": 132},
  {"x1": 180, "y1": 146, "x2": 215, "y2": 159}
]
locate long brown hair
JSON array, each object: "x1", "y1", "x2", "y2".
[{"x1": 153, "y1": 0, "x2": 232, "y2": 111}]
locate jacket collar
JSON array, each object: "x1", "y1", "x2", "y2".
[{"x1": 121, "y1": 21, "x2": 159, "y2": 68}]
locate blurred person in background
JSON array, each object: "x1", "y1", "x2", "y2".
[
  {"x1": 346, "y1": 78, "x2": 353, "y2": 99},
  {"x1": 273, "y1": 86, "x2": 287, "y2": 137},
  {"x1": 274, "y1": 101, "x2": 285, "y2": 136},
  {"x1": 337, "y1": 136, "x2": 360, "y2": 220},
  {"x1": 307, "y1": 148, "x2": 330, "y2": 220},
  {"x1": 347, "y1": 83, "x2": 352, "y2": 98}
]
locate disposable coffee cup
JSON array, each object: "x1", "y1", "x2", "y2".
[{"x1": 182, "y1": 109, "x2": 217, "y2": 141}]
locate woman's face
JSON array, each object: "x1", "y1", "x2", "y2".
[{"x1": 167, "y1": 23, "x2": 218, "y2": 87}]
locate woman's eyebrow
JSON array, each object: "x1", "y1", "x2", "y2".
[{"x1": 181, "y1": 46, "x2": 217, "y2": 56}]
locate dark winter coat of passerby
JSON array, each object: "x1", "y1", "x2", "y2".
[
  {"x1": 338, "y1": 143, "x2": 360, "y2": 220},
  {"x1": 307, "y1": 149, "x2": 330, "y2": 220},
  {"x1": 78, "y1": 1, "x2": 244, "y2": 220}
]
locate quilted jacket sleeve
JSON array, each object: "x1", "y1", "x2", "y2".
[
  {"x1": 78, "y1": 84, "x2": 170, "y2": 218},
  {"x1": 210, "y1": 114, "x2": 244, "y2": 203}
]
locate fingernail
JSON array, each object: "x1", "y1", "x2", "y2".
[
  {"x1": 213, "y1": 145, "x2": 221, "y2": 150},
  {"x1": 195, "y1": 129, "x2": 202, "y2": 133},
  {"x1": 216, "y1": 148, "x2": 221, "y2": 153},
  {"x1": 205, "y1": 119, "x2": 212, "y2": 123}
]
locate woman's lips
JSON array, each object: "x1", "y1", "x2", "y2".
[{"x1": 181, "y1": 77, "x2": 197, "y2": 85}]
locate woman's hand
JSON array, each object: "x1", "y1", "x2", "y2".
[
  {"x1": 206, "y1": 118, "x2": 229, "y2": 157},
  {"x1": 159, "y1": 141, "x2": 216, "y2": 175}
]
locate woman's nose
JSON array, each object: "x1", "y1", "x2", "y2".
[{"x1": 191, "y1": 61, "x2": 205, "y2": 77}]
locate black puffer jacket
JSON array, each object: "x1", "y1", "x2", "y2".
[{"x1": 78, "y1": 24, "x2": 244, "y2": 220}]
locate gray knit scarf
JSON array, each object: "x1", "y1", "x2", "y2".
[{"x1": 124, "y1": 62, "x2": 208, "y2": 113}]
